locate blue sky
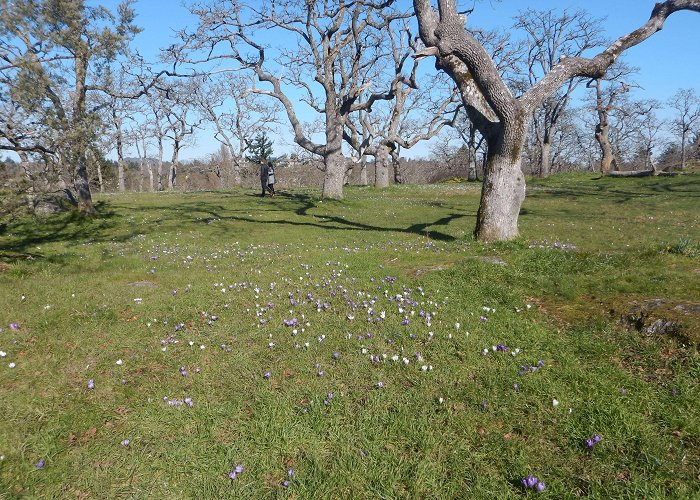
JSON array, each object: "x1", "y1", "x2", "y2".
[{"x1": 99, "y1": 0, "x2": 700, "y2": 160}]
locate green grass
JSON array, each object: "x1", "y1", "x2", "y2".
[{"x1": 0, "y1": 174, "x2": 698, "y2": 498}]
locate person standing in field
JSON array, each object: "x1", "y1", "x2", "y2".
[
  {"x1": 259, "y1": 159, "x2": 274, "y2": 197},
  {"x1": 266, "y1": 160, "x2": 276, "y2": 196}
]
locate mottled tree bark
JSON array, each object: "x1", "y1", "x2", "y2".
[
  {"x1": 322, "y1": 113, "x2": 346, "y2": 199},
  {"x1": 475, "y1": 118, "x2": 527, "y2": 241},
  {"x1": 374, "y1": 144, "x2": 392, "y2": 188}
]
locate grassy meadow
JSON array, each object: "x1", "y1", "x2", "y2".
[{"x1": 0, "y1": 173, "x2": 698, "y2": 498}]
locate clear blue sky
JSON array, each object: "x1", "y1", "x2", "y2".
[{"x1": 99, "y1": 0, "x2": 700, "y2": 160}]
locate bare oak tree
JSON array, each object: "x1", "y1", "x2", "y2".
[
  {"x1": 668, "y1": 88, "x2": 700, "y2": 170},
  {"x1": 161, "y1": 79, "x2": 203, "y2": 189},
  {"x1": 413, "y1": 0, "x2": 700, "y2": 241},
  {"x1": 194, "y1": 73, "x2": 279, "y2": 186},
  {"x1": 344, "y1": 22, "x2": 460, "y2": 188},
  {"x1": 174, "y1": 0, "x2": 409, "y2": 199},
  {"x1": 629, "y1": 99, "x2": 666, "y2": 172},
  {"x1": 585, "y1": 61, "x2": 638, "y2": 174},
  {"x1": 515, "y1": 9, "x2": 606, "y2": 178}
]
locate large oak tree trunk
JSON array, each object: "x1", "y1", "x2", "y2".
[
  {"x1": 323, "y1": 152, "x2": 345, "y2": 198},
  {"x1": 359, "y1": 160, "x2": 368, "y2": 186},
  {"x1": 475, "y1": 121, "x2": 527, "y2": 242},
  {"x1": 74, "y1": 153, "x2": 96, "y2": 215},
  {"x1": 392, "y1": 154, "x2": 404, "y2": 184},
  {"x1": 322, "y1": 120, "x2": 345, "y2": 199},
  {"x1": 374, "y1": 144, "x2": 391, "y2": 188},
  {"x1": 72, "y1": 51, "x2": 96, "y2": 214}
]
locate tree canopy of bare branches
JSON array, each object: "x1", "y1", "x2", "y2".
[
  {"x1": 668, "y1": 88, "x2": 700, "y2": 169},
  {"x1": 170, "y1": 0, "x2": 413, "y2": 199},
  {"x1": 412, "y1": 0, "x2": 700, "y2": 241}
]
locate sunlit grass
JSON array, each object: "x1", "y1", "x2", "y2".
[{"x1": 0, "y1": 174, "x2": 698, "y2": 497}]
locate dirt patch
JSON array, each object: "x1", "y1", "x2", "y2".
[{"x1": 0, "y1": 263, "x2": 11, "y2": 272}]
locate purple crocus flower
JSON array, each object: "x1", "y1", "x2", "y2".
[
  {"x1": 36, "y1": 459, "x2": 45, "y2": 468},
  {"x1": 9, "y1": 323, "x2": 19, "y2": 330},
  {"x1": 228, "y1": 464, "x2": 244, "y2": 480},
  {"x1": 525, "y1": 475, "x2": 538, "y2": 488},
  {"x1": 87, "y1": 379, "x2": 95, "y2": 389},
  {"x1": 376, "y1": 381, "x2": 385, "y2": 389},
  {"x1": 264, "y1": 372, "x2": 272, "y2": 379},
  {"x1": 332, "y1": 351, "x2": 340, "y2": 360},
  {"x1": 586, "y1": 433, "x2": 602, "y2": 449},
  {"x1": 121, "y1": 439, "x2": 130, "y2": 447},
  {"x1": 536, "y1": 481, "x2": 546, "y2": 491}
]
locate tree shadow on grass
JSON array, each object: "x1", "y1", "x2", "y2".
[
  {"x1": 1, "y1": 190, "x2": 473, "y2": 258},
  {"x1": 122, "y1": 191, "x2": 469, "y2": 242},
  {"x1": 527, "y1": 175, "x2": 700, "y2": 202},
  {"x1": 0, "y1": 201, "x2": 141, "y2": 260}
]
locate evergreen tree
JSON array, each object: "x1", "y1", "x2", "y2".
[{"x1": 246, "y1": 132, "x2": 274, "y2": 162}]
